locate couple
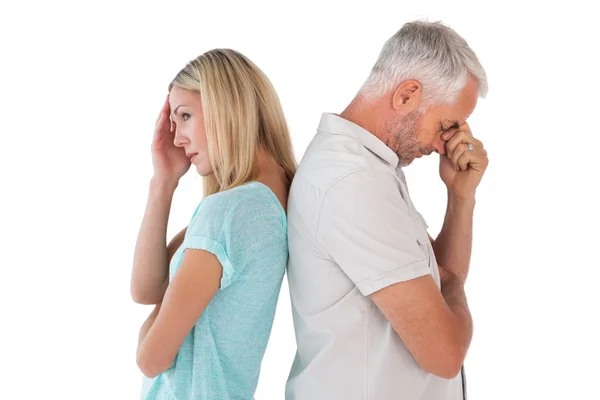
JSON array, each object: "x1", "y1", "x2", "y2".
[{"x1": 132, "y1": 20, "x2": 489, "y2": 400}]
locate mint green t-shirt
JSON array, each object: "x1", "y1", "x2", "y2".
[{"x1": 141, "y1": 182, "x2": 288, "y2": 400}]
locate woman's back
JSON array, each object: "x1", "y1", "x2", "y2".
[{"x1": 142, "y1": 182, "x2": 288, "y2": 399}]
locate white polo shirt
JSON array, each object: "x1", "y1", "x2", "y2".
[{"x1": 285, "y1": 113, "x2": 466, "y2": 400}]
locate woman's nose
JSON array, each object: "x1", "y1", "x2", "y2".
[{"x1": 173, "y1": 131, "x2": 187, "y2": 148}]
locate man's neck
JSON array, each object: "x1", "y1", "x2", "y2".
[{"x1": 339, "y1": 95, "x2": 388, "y2": 143}]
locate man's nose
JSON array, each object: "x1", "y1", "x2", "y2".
[{"x1": 432, "y1": 137, "x2": 447, "y2": 156}]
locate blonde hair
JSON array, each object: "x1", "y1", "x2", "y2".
[{"x1": 169, "y1": 49, "x2": 296, "y2": 197}]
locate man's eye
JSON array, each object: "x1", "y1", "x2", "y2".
[{"x1": 182, "y1": 113, "x2": 191, "y2": 121}]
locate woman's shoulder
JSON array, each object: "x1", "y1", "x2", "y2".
[
  {"x1": 208, "y1": 181, "x2": 281, "y2": 210},
  {"x1": 192, "y1": 182, "x2": 286, "y2": 229}
]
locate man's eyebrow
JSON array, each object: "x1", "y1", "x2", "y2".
[{"x1": 442, "y1": 120, "x2": 461, "y2": 130}]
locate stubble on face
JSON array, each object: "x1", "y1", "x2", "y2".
[{"x1": 384, "y1": 110, "x2": 431, "y2": 167}]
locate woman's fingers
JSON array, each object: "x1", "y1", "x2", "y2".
[{"x1": 152, "y1": 96, "x2": 171, "y2": 143}]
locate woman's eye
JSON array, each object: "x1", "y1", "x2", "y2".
[{"x1": 182, "y1": 113, "x2": 191, "y2": 121}]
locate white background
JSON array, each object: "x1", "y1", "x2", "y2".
[{"x1": 1, "y1": 0, "x2": 599, "y2": 399}]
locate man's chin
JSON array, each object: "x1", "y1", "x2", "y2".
[{"x1": 398, "y1": 157, "x2": 415, "y2": 167}]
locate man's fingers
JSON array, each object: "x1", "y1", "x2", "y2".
[
  {"x1": 447, "y1": 137, "x2": 488, "y2": 172},
  {"x1": 455, "y1": 148, "x2": 489, "y2": 173},
  {"x1": 451, "y1": 143, "x2": 469, "y2": 170},
  {"x1": 445, "y1": 130, "x2": 473, "y2": 159},
  {"x1": 441, "y1": 122, "x2": 487, "y2": 173},
  {"x1": 456, "y1": 150, "x2": 471, "y2": 171}
]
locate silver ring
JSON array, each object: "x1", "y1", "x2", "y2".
[{"x1": 467, "y1": 143, "x2": 474, "y2": 151}]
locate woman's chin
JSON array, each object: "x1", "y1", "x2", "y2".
[{"x1": 195, "y1": 165, "x2": 214, "y2": 177}]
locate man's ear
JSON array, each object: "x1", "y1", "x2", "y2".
[{"x1": 392, "y1": 80, "x2": 422, "y2": 113}]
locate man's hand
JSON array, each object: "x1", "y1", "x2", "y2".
[{"x1": 439, "y1": 122, "x2": 489, "y2": 199}]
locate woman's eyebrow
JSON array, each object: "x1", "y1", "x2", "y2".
[{"x1": 171, "y1": 104, "x2": 187, "y2": 117}]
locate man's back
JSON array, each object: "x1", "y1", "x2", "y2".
[{"x1": 285, "y1": 113, "x2": 465, "y2": 400}]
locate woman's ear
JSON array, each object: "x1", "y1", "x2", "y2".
[{"x1": 392, "y1": 80, "x2": 422, "y2": 113}]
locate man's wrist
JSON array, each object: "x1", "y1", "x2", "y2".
[{"x1": 448, "y1": 191, "x2": 476, "y2": 210}]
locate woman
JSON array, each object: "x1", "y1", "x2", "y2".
[{"x1": 131, "y1": 49, "x2": 296, "y2": 399}]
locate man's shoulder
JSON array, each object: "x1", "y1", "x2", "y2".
[{"x1": 293, "y1": 131, "x2": 390, "y2": 194}]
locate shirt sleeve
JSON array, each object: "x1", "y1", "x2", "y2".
[
  {"x1": 316, "y1": 169, "x2": 431, "y2": 296},
  {"x1": 181, "y1": 220, "x2": 235, "y2": 290},
  {"x1": 182, "y1": 188, "x2": 286, "y2": 290}
]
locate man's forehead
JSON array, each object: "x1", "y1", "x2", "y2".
[
  {"x1": 445, "y1": 79, "x2": 478, "y2": 125},
  {"x1": 443, "y1": 102, "x2": 475, "y2": 126}
]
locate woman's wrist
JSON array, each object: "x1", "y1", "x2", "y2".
[{"x1": 150, "y1": 176, "x2": 179, "y2": 194}]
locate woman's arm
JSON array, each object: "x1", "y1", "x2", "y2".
[
  {"x1": 131, "y1": 178, "x2": 184, "y2": 305},
  {"x1": 136, "y1": 248, "x2": 222, "y2": 378},
  {"x1": 132, "y1": 94, "x2": 193, "y2": 304},
  {"x1": 138, "y1": 301, "x2": 162, "y2": 346}
]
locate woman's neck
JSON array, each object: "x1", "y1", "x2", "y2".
[{"x1": 255, "y1": 147, "x2": 289, "y2": 211}]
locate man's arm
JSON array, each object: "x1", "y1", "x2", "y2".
[
  {"x1": 430, "y1": 121, "x2": 488, "y2": 283},
  {"x1": 387, "y1": 121, "x2": 485, "y2": 376},
  {"x1": 426, "y1": 189, "x2": 477, "y2": 362},
  {"x1": 371, "y1": 270, "x2": 472, "y2": 379},
  {"x1": 428, "y1": 195, "x2": 475, "y2": 283},
  {"x1": 317, "y1": 170, "x2": 472, "y2": 379}
]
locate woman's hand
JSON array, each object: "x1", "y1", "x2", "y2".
[{"x1": 151, "y1": 95, "x2": 191, "y2": 186}]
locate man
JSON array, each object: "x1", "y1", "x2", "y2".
[{"x1": 285, "y1": 21, "x2": 489, "y2": 400}]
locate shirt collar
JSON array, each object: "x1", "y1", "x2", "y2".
[{"x1": 317, "y1": 113, "x2": 399, "y2": 168}]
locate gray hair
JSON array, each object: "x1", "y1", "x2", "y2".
[{"x1": 360, "y1": 21, "x2": 488, "y2": 106}]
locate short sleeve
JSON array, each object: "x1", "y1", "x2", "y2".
[
  {"x1": 182, "y1": 233, "x2": 236, "y2": 290},
  {"x1": 316, "y1": 169, "x2": 430, "y2": 296},
  {"x1": 182, "y1": 186, "x2": 286, "y2": 290}
]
